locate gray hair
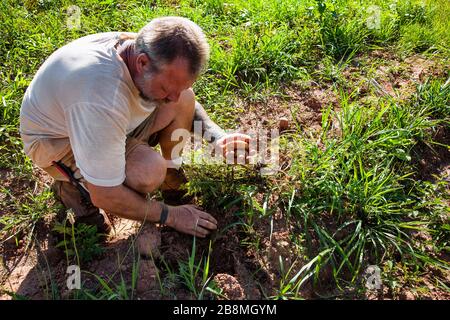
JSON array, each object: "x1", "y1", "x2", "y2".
[{"x1": 135, "y1": 16, "x2": 210, "y2": 77}]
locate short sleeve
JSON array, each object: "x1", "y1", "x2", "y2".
[{"x1": 64, "y1": 102, "x2": 128, "y2": 187}]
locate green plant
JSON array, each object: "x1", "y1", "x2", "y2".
[
  {"x1": 0, "y1": 188, "x2": 56, "y2": 249},
  {"x1": 271, "y1": 257, "x2": 307, "y2": 300},
  {"x1": 53, "y1": 218, "x2": 105, "y2": 264},
  {"x1": 283, "y1": 83, "x2": 449, "y2": 289},
  {"x1": 177, "y1": 238, "x2": 218, "y2": 299}
]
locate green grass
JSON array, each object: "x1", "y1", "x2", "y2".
[
  {"x1": 1, "y1": 0, "x2": 449, "y2": 299},
  {"x1": 176, "y1": 238, "x2": 217, "y2": 299},
  {"x1": 282, "y1": 81, "x2": 449, "y2": 289},
  {"x1": 0, "y1": 188, "x2": 58, "y2": 249}
]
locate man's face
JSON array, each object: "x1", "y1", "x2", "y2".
[{"x1": 135, "y1": 56, "x2": 195, "y2": 104}]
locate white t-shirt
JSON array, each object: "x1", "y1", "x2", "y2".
[{"x1": 20, "y1": 32, "x2": 157, "y2": 187}]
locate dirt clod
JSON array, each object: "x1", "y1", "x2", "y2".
[
  {"x1": 400, "y1": 291, "x2": 416, "y2": 300},
  {"x1": 213, "y1": 273, "x2": 245, "y2": 300},
  {"x1": 135, "y1": 223, "x2": 161, "y2": 259},
  {"x1": 136, "y1": 259, "x2": 159, "y2": 294},
  {"x1": 278, "y1": 117, "x2": 289, "y2": 131}
]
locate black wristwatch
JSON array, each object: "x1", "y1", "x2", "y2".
[{"x1": 159, "y1": 202, "x2": 169, "y2": 225}]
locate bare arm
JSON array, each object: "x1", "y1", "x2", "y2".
[
  {"x1": 192, "y1": 101, "x2": 226, "y2": 144},
  {"x1": 193, "y1": 101, "x2": 251, "y2": 162},
  {"x1": 86, "y1": 182, "x2": 218, "y2": 237},
  {"x1": 87, "y1": 182, "x2": 166, "y2": 223}
]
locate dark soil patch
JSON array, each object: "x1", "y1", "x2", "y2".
[
  {"x1": 412, "y1": 125, "x2": 450, "y2": 183},
  {"x1": 238, "y1": 85, "x2": 339, "y2": 137}
]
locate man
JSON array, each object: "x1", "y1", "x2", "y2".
[{"x1": 19, "y1": 17, "x2": 249, "y2": 243}]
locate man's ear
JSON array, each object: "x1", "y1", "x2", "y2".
[{"x1": 136, "y1": 53, "x2": 151, "y2": 74}]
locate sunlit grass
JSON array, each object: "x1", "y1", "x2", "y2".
[{"x1": 1, "y1": 0, "x2": 449, "y2": 299}]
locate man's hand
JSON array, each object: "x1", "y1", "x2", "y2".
[
  {"x1": 215, "y1": 132, "x2": 252, "y2": 164},
  {"x1": 165, "y1": 205, "x2": 218, "y2": 238}
]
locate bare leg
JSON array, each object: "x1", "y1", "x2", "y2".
[
  {"x1": 157, "y1": 88, "x2": 195, "y2": 161},
  {"x1": 146, "y1": 89, "x2": 196, "y2": 194},
  {"x1": 117, "y1": 88, "x2": 195, "y2": 195}
]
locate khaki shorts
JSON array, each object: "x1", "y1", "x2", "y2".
[{"x1": 37, "y1": 111, "x2": 160, "y2": 188}]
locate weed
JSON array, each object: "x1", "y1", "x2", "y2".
[{"x1": 53, "y1": 217, "x2": 105, "y2": 264}]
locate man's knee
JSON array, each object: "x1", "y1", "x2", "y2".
[
  {"x1": 131, "y1": 156, "x2": 167, "y2": 194},
  {"x1": 178, "y1": 88, "x2": 195, "y2": 116},
  {"x1": 125, "y1": 145, "x2": 167, "y2": 194}
]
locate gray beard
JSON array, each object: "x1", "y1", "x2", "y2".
[
  {"x1": 139, "y1": 90, "x2": 171, "y2": 104},
  {"x1": 139, "y1": 90, "x2": 156, "y2": 103}
]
